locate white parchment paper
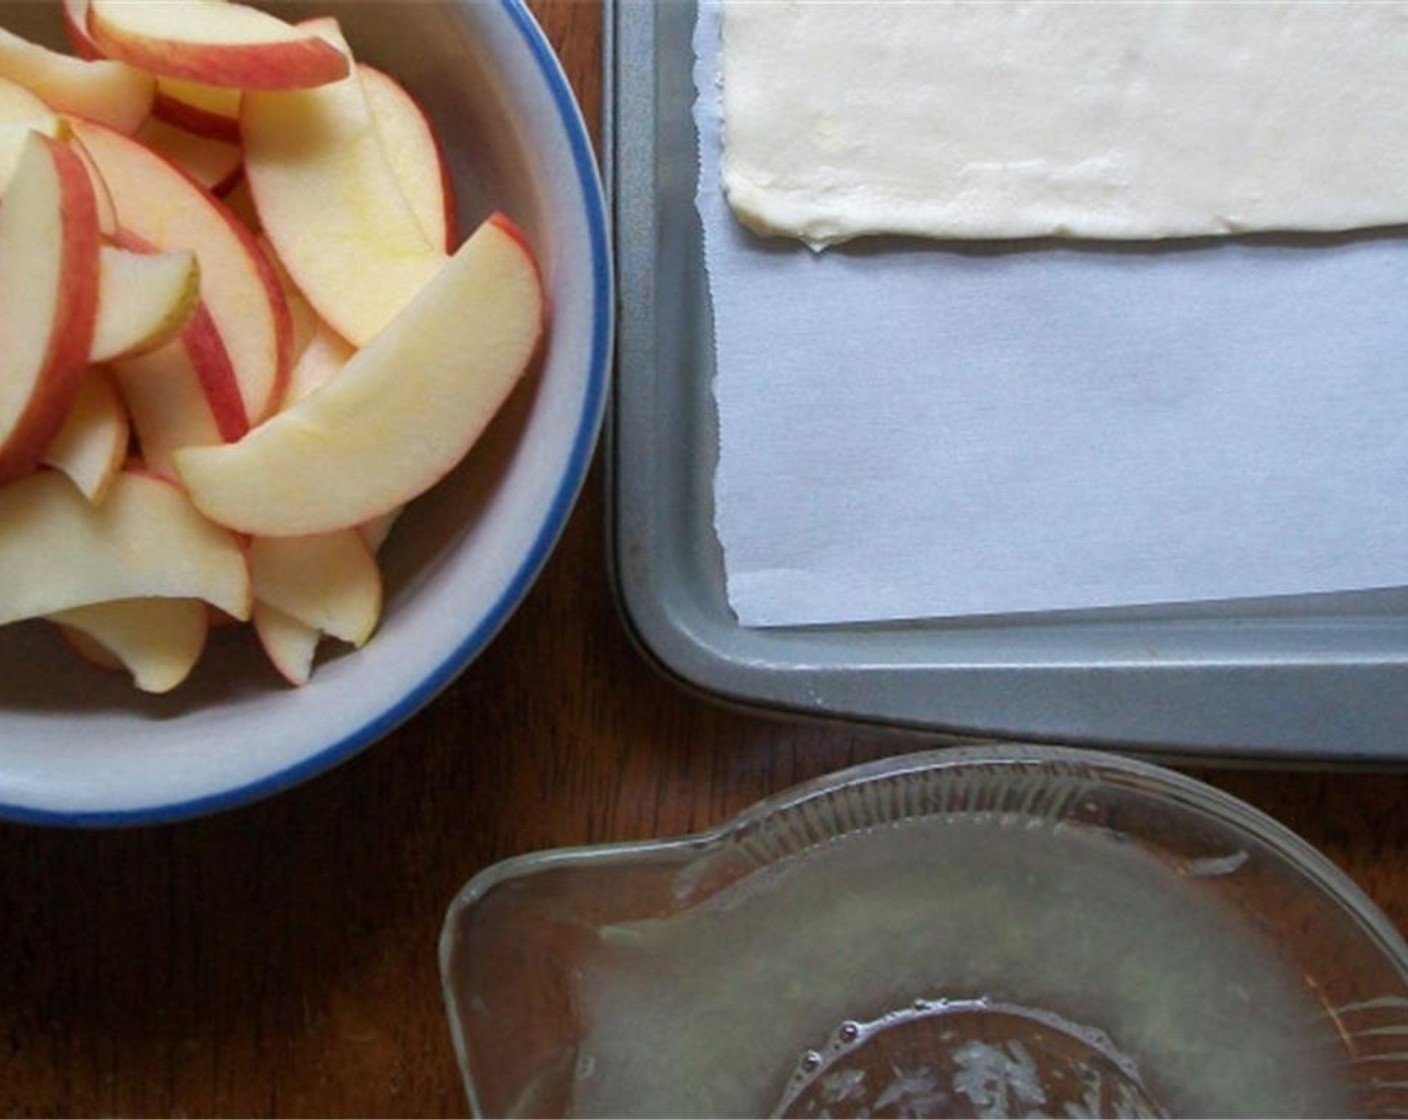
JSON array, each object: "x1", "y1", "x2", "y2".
[{"x1": 696, "y1": 0, "x2": 1408, "y2": 628}]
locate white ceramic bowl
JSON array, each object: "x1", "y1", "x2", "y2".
[{"x1": 0, "y1": 1, "x2": 611, "y2": 825}]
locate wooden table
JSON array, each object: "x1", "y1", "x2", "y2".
[{"x1": 4, "y1": 4, "x2": 1408, "y2": 1115}]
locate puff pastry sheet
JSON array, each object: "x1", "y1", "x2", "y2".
[{"x1": 720, "y1": 1, "x2": 1408, "y2": 244}]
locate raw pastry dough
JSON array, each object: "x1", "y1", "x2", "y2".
[{"x1": 720, "y1": 1, "x2": 1408, "y2": 245}]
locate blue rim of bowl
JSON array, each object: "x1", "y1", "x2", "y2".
[{"x1": 3, "y1": 0, "x2": 613, "y2": 829}]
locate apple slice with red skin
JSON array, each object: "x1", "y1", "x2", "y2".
[
  {"x1": 61, "y1": 0, "x2": 103, "y2": 60},
  {"x1": 67, "y1": 131, "x2": 118, "y2": 235},
  {"x1": 359, "y1": 62, "x2": 456, "y2": 252},
  {"x1": 152, "y1": 78, "x2": 241, "y2": 142},
  {"x1": 222, "y1": 175, "x2": 259, "y2": 234},
  {"x1": 0, "y1": 469, "x2": 251, "y2": 626},
  {"x1": 175, "y1": 214, "x2": 543, "y2": 537},
  {"x1": 0, "y1": 132, "x2": 101, "y2": 485},
  {"x1": 49, "y1": 597, "x2": 209, "y2": 694},
  {"x1": 105, "y1": 226, "x2": 248, "y2": 469},
  {"x1": 87, "y1": 0, "x2": 349, "y2": 91},
  {"x1": 70, "y1": 117, "x2": 291, "y2": 428},
  {"x1": 114, "y1": 340, "x2": 225, "y2": 481},
  {"x1": 113, "y1": 299, "x2": 249, "y2": 481},
  {"x1": 40, "y1": 368, "x2": 129, "y2": 503},
  {"x1": 63, "y1": 0, "x2": 244, "y2": 141},
  {"x1": 0, "y1": 25, "x2": 152, "y2": 134},
  {"x1": 242, "y1": 17, "x2": 446, "y2": 348},
  {"x1": 258, "y1": 233, "x2": 320, "y2": 370}
]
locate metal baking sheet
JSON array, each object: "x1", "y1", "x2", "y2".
[{"x1": 605, "y1": 0, "x2": 1408, "y2": 762}]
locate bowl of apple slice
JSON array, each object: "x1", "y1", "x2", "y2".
[{"x1": 0, "y1": 0, "x2": 610, "y2": 824}]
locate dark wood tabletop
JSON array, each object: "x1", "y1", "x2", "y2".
[{"x1": 3, "y1": 3, "x2": 1408, "y2": 1116}]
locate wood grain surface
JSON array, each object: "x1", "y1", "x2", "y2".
[{"x1": 3, "y1": 3, "x2": 1408, "y2": 1116}]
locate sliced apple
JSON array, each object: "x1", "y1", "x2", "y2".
[
  {"x1": 359, "y1": 62, "x2": 455, "y2": 253},
  {"x1": 0, "y1": 120, "x2": 66, "y2": 195},
  {"x1": 113, "y1": 301, "x2": 248, "y2": 479},
  {"x1": 0, "y1": 25, "x2": 153, "y2": 134},
  {"x1": 107, "y1": 227, "x2": 248, "y2": 448},
  {"x1": 136, "y1": 115, "x2": 242, "y2": 195},
  {"x1": 0, "y1": 77, "x2": 66, "y2": 162},
  {"x1": 242, "y1": 17, "x2": 446, "y2": 347},
  {"x1": 67, "y1": 130, "x2": 118, "y2": 234},
  {"x1": 249, "y1": 530, "x2": 381, "y2": 647},
  {"x1": 152, "y1": 77, "x2": 241, "y2": 142},
  {"x1": 61, "y1": 624, "x2": 125, "y2": 672},
  {"x1": 258, "y1": 233, "x2": 319, "y2": 369},
  {"x1": 48, "y1": 597, "x2": 209, "y2": 694},
  {"x1": 63, "y1": 0, "x2": 243, "y2": 140},
  {"x1": 70, "y1": 117, "x2": 291, "y2": 427},
  {"x1": 114, "y1": 341, "x2": 223, "y2": 481},
  {"x1": 92, "y1": 243, "x2": 200, "y2": 363},
  {"x1": 88, "y1": 0, "x2": 349, "y2": 91},
  {"x1": 0, "y1": 72, "x2": 58, "y2": 118},
  {"x1": 175, "y1": 214, "x2": 542, "y2": 536},
  {"x1": 206, "y1": 605, "x2": 242, "y2": 629},
  {"x1": 61, "y1": 0, "x2": 104, "y2": 61},
  {"x1": 252, "y1": 600, "x2": 321, "y2": 686},
  {"x1": 358, "y1": 507, "x2": 403, "y2": 554},
  {"x1": 72, "y1": 0, "x2": 239, "y2": 139},
  {"x1": 0, "y1": 77, "x2": 70, "y2": 194},
  {"x1": 221, "y1": 173, "x2": 260, "y2": 233},
  {"x1": 0, "y1": 132, "x2": 101, "y2": 485},
  {"x1": 0, "y1": 469, "x2": 251, "y2": 626},
  {"x1": 284, "y1": 316, "x2": 355, "y2": 405},
  {"x1": 280, "y1": 315, "x2": 408, "y2": 547},
  {"x1": 40, "y1": 368, "x2": 128, "y2": 502}
]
